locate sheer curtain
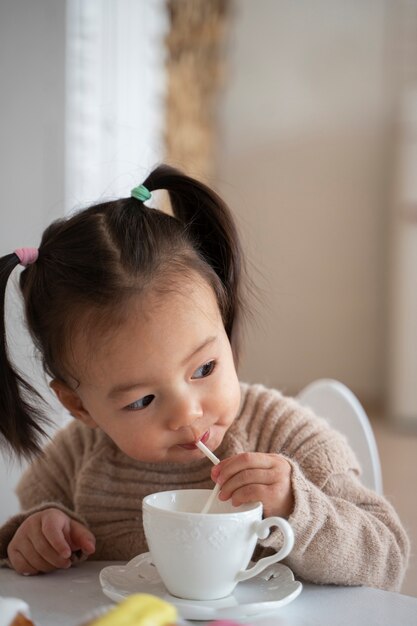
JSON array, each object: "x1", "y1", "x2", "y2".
[{"x1": 65, "y1": 0, "x2": 168, "y2": 210}]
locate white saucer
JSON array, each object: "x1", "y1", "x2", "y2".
[{"x1": 99, "y1": 552, "x2": 302, "y2": 620}]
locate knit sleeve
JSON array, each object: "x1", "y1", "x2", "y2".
[
  {"x1": 0, "y1": 421, "x2": 92, "y2": 563},
  {"x1": 280, "y1": 459, "x2": 410, "y2": 591},
  {"x1": 239, "y1": 385, "x2": 410, "y2": 591}
]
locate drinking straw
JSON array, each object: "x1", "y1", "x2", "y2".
[{"x1": 196, "y1": 440, "x2": 221, "y2": 514}]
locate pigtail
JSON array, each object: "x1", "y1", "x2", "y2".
[
  {"x1": 0, "y1": 253, "x2": 49, "y2": 459},
  {"x1": 143, "y1": 165, "x2": 244, "y2": 352}
]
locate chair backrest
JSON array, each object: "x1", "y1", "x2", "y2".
[{"x1": 297, "y1": 378, "x2": 383, "y2": 494}]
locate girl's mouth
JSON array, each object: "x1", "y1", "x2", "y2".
[{"x1": 179, "y1": 430, "x2": 210, "y2": 450}]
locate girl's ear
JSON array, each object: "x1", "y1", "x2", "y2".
[{"x1": 50, "y1": 379, "x2": 97, "y2": 428}]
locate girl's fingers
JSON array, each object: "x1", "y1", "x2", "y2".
[
  {"x1": 8, "y1": 509, "x2": 74, "y2": 574},
  {"x1": 26, "y1": 536, "x2": 68, "y2": 573},
  {"x1": 221, "y1": 478, "x2": 293, "y2": 516},
  {"x1": 41, "y1": 511, "x2": 72, "y2": 558},
  {"x1": 68, "y1": 519, "x2": 96, "y2": 555},
  {"x1": 215, "y1": 454, "x2": 286, "y2": 490},
  {"x1": 7, "y1": 547, "x2": 39, "y2": 576},
  {"x1": 213, "y1": 453, "x2": 294, "y2": 516},
  {"x1": 226, "y1": 483, "x2": 272, "y2": 507},
  {"x1": 8, "y1": 536, "x2": 59, "y2": 575},
  {"x1": 213, "y1": 452, "x2": 276, "y2": 483},
  {"x1": 31, "y1": 526, "x2": 72, "y2": 568},
  {"x1": 218, "y1": 468, "x2": 277, "y2": 499}
]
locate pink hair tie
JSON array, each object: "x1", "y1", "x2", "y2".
[{"x1": 14, "y1": 247, "x2": 39, "y2": 266}]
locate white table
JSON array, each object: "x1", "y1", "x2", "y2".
[{"x1": 1, "y1": 562, "x2": 416, "y2": 626}]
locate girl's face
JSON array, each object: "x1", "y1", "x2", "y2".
[{"x1": 52, "y1": 277, "x2": 241, "y2": 464}]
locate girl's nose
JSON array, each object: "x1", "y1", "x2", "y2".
[{"x1": 167, "y1": 394, "x2": 203, "y2": 431}]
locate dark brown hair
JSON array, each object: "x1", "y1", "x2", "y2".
[{"x1": 0, "y1": 164, "x2": 246, "y2": 459}]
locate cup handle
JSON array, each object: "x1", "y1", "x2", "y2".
[{"x1": 235, "y1": 516, "x2": 294, "y2": 582}]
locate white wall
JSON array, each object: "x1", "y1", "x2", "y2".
[
  {"x1": 0, "y1": 0, "x2": 66, "y2": 242},
  {"x1": 0, "y1": 0, "x2": 67, "y2": 522},
  {"x1": 218, "y1": 0, "x2": 393, "y2": 404},
  {"x1": 388, "y1": 88, "x2": 417, "y2": 424}
]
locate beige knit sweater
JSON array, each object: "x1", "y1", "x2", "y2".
[{"x1": 0, "y1": 383, "x2": 410, "y2": 590}]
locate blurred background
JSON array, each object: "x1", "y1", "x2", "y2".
[{"x1": 0, "y1": 0, "x2": 416, "y2": 595}]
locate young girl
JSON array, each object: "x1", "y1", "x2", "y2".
[{"x1": 0, "y1": 165, "x2": 409, "y2": 590}]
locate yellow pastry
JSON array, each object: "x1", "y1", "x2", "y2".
[{"x1": 88, "y1": 594, "x2": 178, "y2": 626}]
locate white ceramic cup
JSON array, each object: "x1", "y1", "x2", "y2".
[{"x1": 142, "y1": 489, "x2": 294, "y2": 601}]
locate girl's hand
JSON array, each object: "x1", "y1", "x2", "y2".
[
  {"x1": 211, "y1": 452, "x2": 294, "y2": 518},
  {"x1": 7, "y1": 508, "x2": 96, "y2": 575}
]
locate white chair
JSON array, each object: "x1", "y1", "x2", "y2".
[{"x1": 297, "y1": 378, "x2": 383, "y2": 494}]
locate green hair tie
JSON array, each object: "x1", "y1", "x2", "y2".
[{"x1": 131, "y1": 184, "x2": 152, "y2": 202}]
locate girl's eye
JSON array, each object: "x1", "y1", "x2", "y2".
[
  {"x1": 192, "y1": 360, "x2": 216, "y2": 380},
  {"x1": 125, "y1": 395, "x2": 155, "y2": 411}
]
